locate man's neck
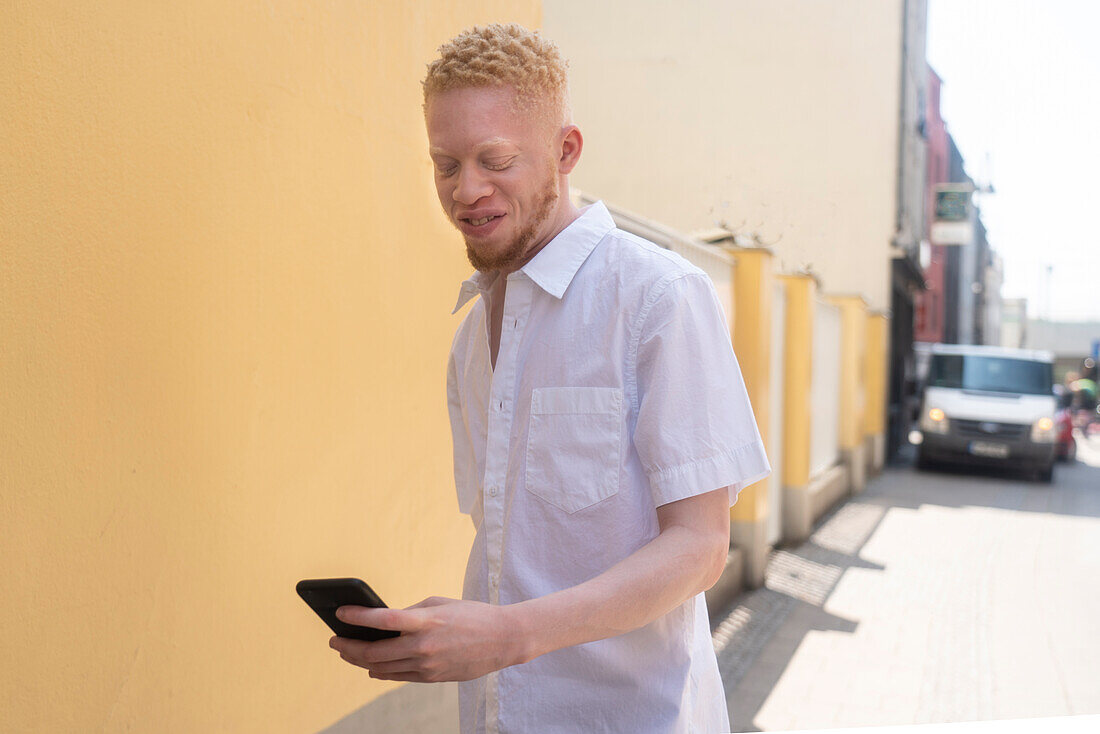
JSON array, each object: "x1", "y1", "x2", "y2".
[{"x1": 498, "y1": 197, "x2": 583, "y2": 278}]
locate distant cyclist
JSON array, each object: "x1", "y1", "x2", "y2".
[{"x1": 1070, "y1": 358, "x2": 1099, "y2": 434}]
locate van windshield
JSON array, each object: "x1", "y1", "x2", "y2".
[{"x1": 928, "y1": 354, "x2": 1052, "y2": 396}]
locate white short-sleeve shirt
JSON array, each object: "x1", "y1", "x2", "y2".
[{"x1": 447, "y1": 200, "x2": 770, "y2": 734}]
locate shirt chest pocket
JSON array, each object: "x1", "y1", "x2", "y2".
[{"x1": 525, "y1": 386, "x2": 623, "y2": 514}]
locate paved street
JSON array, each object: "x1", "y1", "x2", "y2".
[{"x1": 713, "y1": 433, "x2": 1100, "y2": 732}]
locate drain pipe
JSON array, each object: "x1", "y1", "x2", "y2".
[{"x1": 894, "y1": 0, "x2": 911, "y2": 253}]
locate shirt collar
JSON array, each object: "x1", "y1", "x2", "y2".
[{"x1": 451, "y1": 200, "x2": 615, "y2": 314}]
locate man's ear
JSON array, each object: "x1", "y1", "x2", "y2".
[{"x1": 557, "y1": 125, "x2": 583, "y2": 175}]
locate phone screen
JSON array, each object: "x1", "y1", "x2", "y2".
[{"x1": 296, "y1": 577, "x2": 400, "y2": 641}]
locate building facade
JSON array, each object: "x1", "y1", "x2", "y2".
[
  {"x1": 887, "y1": 0, "x2": 931, "y2": 459},
  {"x1": 917, "y1": 62, "x2": 1005, "y2": 351},
  {"x1": 545, "y1": 0, "x2": 928, "y2": 461},
  {"x1": 1001, "y1": 298, "x2": 1029, "y2": 348},
  {"x1": 1025, "y1": 319, "x2": 1100, "y2": 383},
  {"x1": 982, "y1": 252, "x2": 1005, "y2": 346},
  {"x1": 914, "y1": 66, "x2": 949, "y2": 344}
]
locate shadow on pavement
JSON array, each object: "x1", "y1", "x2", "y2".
[
  {"x1": 714, "y1": 432, "x2": 1100, "y2": 732},
  {"x1": 714, "y1": 497, "x2": 891, "y2": 732}
]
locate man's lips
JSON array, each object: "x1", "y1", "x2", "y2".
[
  {"x1": 457, "y1": 209, "x2": 506, "y2": 224},
  {"x1": 464, "y1": 214, "x2": 501, "y2": 226},
  {"x1": 456, "y1": 212, "x2": 506, "y2": 236}
]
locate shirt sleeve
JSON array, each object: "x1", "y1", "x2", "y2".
[{"x1": 631, "y1": 271, "x2": 771, "y2": 508}]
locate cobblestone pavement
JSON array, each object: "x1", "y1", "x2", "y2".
[{"x1": 712, "y1": 433, "x2": 1100, "y2": 732}]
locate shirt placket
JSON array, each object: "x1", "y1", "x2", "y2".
[{"x1": 480, "y1": 273, "x2": 532, "y2": 734}]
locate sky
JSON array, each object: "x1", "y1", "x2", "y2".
[{"x1": 926, "y1": 0, "x2": 1100, "y2": 322}]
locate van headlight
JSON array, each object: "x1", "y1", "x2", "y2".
[
  {"x1": 920, "y1": 407, "x2": 950, "y2": 434},
  {"x1": 1031, "y1": 416, "x2": 1055, "y2": 443}
]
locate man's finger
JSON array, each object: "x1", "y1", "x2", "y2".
[
  {"x1": 335, "y1": 604, "x2": 422, "y2": 632},
  {"x1": 369, "y1": 670, "x2": 424, "y2": 682},
  {"x1": 357, "y1": 657, "x2": 421, "y2": 676},
  {"x1": 329, "y1": 634, "x2": 416, "y2": 664}
]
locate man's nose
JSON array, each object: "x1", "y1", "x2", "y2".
[{"x1": 452, "y1": 166, "x2": 493, "y2": 205}]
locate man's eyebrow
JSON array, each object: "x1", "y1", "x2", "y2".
[{"x1": 429, "y1": 138, "x2": 519, "y2": 156}]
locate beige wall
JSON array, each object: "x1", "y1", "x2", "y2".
[
  {"x1": 544, "y1": 0, "x2": 903, "y2": 311},
  {"x1": 1, "y1": 2, "x2": 538, "y2": 731}
]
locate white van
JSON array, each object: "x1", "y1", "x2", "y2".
[{"x1": 913, "y1": 344, "x2": 1058, "y2": 482}]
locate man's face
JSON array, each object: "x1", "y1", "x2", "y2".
[{"x1": 426, "y1": 86, "x2": 562, "y2": 272}]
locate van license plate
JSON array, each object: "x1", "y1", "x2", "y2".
[{"x1": 969, "y1": 441, "x2": 1009, "y2": 458}]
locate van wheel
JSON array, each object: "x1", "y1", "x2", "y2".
[
  {"x1": 915, "y1": 450, "x2": 932, "y2": 471},
  {"x1": 1037, "y1": 463, "x2": 1054, "y2": 484}
]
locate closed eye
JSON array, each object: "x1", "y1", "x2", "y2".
[{"x1": 484, "y1": 155, "x2": 517, "y2": 171}]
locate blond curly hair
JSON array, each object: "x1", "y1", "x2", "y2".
[{"x1": 422, "y1": 23, "x2": 571, "y2": 125}]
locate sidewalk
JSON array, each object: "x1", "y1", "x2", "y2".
[
  {"x1": 762, "y1": 714, "x2": 1100, "y2": 733},
  {"x1": 712, "y1": 440, "x2": 1100, "y2": 732}
]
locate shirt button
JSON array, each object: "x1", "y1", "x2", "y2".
[
  {"x1": 488, "y1": 485, "x2": 498, "y2": 497},
  {"x1": 489, "y1": 574, "x2": 498, "y2": 588}
]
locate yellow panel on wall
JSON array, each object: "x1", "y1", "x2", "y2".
[
  {"x1": 729, "y1": 248, "x2": 773, "y2": 523},
  {"x1": 827, "y1": 295, "x2": 869, "y2": 451},
  {"x1": 864, "y1": 312, "x2": 889, "y2": 436},
  {"x1": 778, "y1": 274, "x2": 816, "y2": 489}
]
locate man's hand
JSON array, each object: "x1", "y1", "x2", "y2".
[
  {"x1": 331, "y1": 487, "x2": 730, "y2": 682},
  {"x1": 329, "y1": 597, "x2": 526, "y2": 683}
]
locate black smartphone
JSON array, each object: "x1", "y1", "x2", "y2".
[{"x1": 296, "y1": 577, "x2": 400, "y2": 641}]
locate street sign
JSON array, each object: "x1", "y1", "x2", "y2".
[{"x1": 930, "y1": 183, "x2": 975, "y2": 246}]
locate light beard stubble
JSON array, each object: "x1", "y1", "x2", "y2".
[{"x1": 463, "y1": 167, "x2": 560, "y2": 273}]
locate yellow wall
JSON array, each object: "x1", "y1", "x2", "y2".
[
  {"x1": 828, "y1": 296, "x2": 869, "y2": 451},
  {"x1": 0, "y1": 2, "x2": 539, "y2": 732},
  {"x1": 864, "y1": 313, "x2": 889, "y2": 436},
  {"x1": 778, "y1": 274, "x2": 815, "y2": 489},
  {"x1": 728, "y1": 249, "x2": 772, "y2": 523}
]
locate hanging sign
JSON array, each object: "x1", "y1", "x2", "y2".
[{"x1": 930, "y1": 183, "x2": 975, "y2": 246}]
